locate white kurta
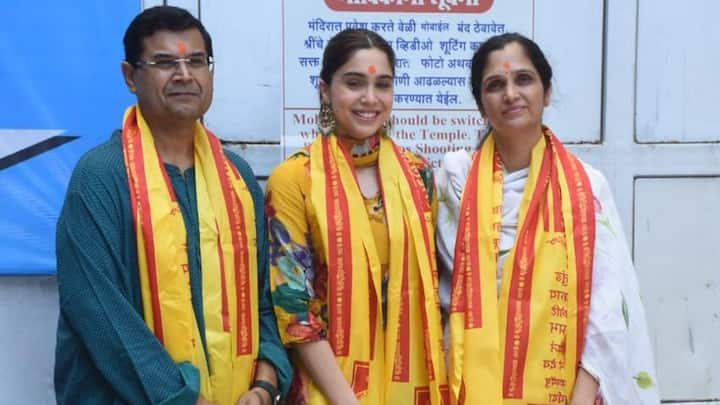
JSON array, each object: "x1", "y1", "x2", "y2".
[{"x1": 436, "y1": 149, "x2": 660, "y2": 405}]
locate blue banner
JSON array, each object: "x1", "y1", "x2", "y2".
[{"x1": 0, "y1": 2, "x2": 139, "y2": 274}]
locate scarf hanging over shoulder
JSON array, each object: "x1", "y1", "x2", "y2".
[
  {"x1": 448, "y1": 127, "x2": 595, "y2": 405},
  {"x1": 121, "y1": 105, "x2": 259, "y2": 405},
  {"x1": 309, "y1": 132, "x2": 448, "y2": 404}
]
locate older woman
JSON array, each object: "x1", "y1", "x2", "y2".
[
  {"x1": 436, "y1": 33, "x2": 659, "y2": 404},
  {"x1": 267, "y1": 29, "x2": 447, "y2": 405}
]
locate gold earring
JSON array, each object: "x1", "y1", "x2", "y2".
[
  {"x1": 381, "y1": 116, "x2": 392, "y2": 136},
  {"x1": 318, "y1": 101, "x2": 335, "y2": 136}
]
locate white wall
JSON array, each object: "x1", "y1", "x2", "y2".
[{"x1": 3, "y1": 0, "x2": 719, "y2": 403}]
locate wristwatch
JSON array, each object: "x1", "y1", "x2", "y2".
[{"x1": 250, "y1": 379, "x2": 281, "y2": 405}]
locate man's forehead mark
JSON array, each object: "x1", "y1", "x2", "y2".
[
  {"x1": 502, "y1": 61, "x2": 511, "y2": 71},
  {"x1": 368, "y1": 64, "x2": 376, "y2": 74},
  {"x1": 176, "y1": 41, "x2": 187, "y2": 56}
]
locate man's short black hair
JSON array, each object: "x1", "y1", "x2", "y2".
[{"x1": 123, "y1": 6, "x2": 213, "y2": 65}]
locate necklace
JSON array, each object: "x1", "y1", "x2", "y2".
[{"x1": 349, "y1": 134, "x2": 380, "y2": 167}]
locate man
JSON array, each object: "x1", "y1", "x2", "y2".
[{"x1": 54, "y1": 6, "x2": 290, "y2": 405}]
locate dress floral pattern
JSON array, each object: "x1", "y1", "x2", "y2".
[
  {"x1": 267, "y1": 148, "x2": 435, "y2": 344},
  {"x1": 267, "y1": 206, "x2": 327, "y2": 340}
]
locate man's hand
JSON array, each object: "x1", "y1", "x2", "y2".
[
  {"x1": 235, "y1": 387, "x2": 269, "y2": 405},
  {"x1": 196, "y1": 396, "x2": 218, "y2": 405}
]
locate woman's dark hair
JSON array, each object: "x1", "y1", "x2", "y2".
[
  {"x1": 123, "y1": 6, "x2": 213, "y2": 65},
  {"x1": 469, "y1": 32, "x2": 552, "y2": 113},
  {"x1": 320, "y1": 28, "x2": 396, "y2": 84}
]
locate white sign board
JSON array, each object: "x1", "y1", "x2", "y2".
[{"x1": 282, "y1": 0, "x2": 534, "y2": 167}]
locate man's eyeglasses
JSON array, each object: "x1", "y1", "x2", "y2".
[{"x1": 133, "y1": 55, "x2": 214, "y2": 72}]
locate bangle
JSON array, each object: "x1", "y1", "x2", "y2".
[{"x1": 250, "y1": 379, "x2": 280, "y2": 405}]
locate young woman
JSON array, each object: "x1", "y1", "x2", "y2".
[
  {"x1": 267, "y1": 29, "x2": 447, "y2": 405},
  {"x1": 436, "y1": 33, "x2": 660, "y2": 404}
]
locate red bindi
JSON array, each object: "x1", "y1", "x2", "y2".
[
  {"x1": 368, "y1": 64, "x2": 376, "y2": 74},
  {"x1": 177, "y1": 41, "x2": 187, "y2": 56}
]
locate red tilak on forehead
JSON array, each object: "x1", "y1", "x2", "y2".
[
  {"x1": 502, "y1": 61, "x2": 511, "y2": 71},
  {"x1": 368, "y1": 64, "x2": 376, "y2": 74},
  {"x1": 177, "y1": 41, "x2": 187, "y2": 56}
]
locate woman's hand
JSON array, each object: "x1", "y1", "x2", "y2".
[{"x1": 570, "y1": 367, "x2": 600, "y2": 405}]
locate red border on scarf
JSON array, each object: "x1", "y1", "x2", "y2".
[
  {"x1": 449, "y1": 151, "x2": 483, "y2": 329},
  {"x1": 122, "y1": 108, "x2": 164, "y2": 343},
  {"x1": 502, "y1": 142, "x2": 552, "y2": 398},
  {"x1": 550, "y1": 162, "x2": 565, "y2": 233},
  {"x1": 208, "y1": 131, "x2": 253, "y2": 355},
  {"x1": 391, "y1": 143, "x2": 438, "y2": 379},
  {"x1": 323, "y1": 136, "x2": 353, "y2": 356},
  {"x1": 553, "y1": 136, "x2": 595, "y2": 362},
  {"x1": 392, "y1": 223, "x2": 411, "y2": 382},
  {"x1": 215, "y1": 231, "x2": 230, "y2": 332}
]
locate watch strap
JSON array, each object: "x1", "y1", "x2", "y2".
[{"x1": 250, "y1": 379, "x2": 280, "y2": 405}]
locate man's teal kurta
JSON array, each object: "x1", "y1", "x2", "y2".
[{"x1": 55, "y1": 131, "x2": 291, "y2": 404}]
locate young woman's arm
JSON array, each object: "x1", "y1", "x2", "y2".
[
  {"x1": 570, "y1": 367, "x2": 599, "y2": 405},
  {"x1": 294, "y1": 340, "x2": 360, "y2": 405}
]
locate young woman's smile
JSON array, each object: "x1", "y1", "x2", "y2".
[{"x1": 320, "y1": 48, "x2": 394, "y2": 143}]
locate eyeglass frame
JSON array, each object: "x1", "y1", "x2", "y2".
[{"x1": 131, "y1": 54, "x2": 215, "y2": 72}]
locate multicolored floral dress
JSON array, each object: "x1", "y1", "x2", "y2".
[{"x1": 266, "y1": 134, "x2": 447, "y2": 405}]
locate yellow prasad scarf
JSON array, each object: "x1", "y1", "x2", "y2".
[
  {"x1": 308, "y1": 132, "x2": 448, "y2": 404},
  {"x1": 121, "y1": 105, "x2": 259, "y2": 405},
  {"x1": 448, "y1": 127, "x2": 595, "y2": 405}
]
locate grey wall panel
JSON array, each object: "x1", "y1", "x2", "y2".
[
  {"x1": 166, "y1": 0, "x2": 198, "y2": 17},
  {"x1": 202, "y1": 0, "x2": 283, "y2": 143},
  {"x1": 0, "y1": 277, "x2": 58, "y2": 405},
  {"x1": 224, "y1": 143, "x2": 283, "y2": 178},
  {"x1": 634, "y1": 177, "x2": 720, "y2": 400},
  {"x1": 535, "y1": 0, "x2": 603, "y2": 143},
  {"x1": 636, "y1": 0, "x2": 720, "y2": 143}
]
